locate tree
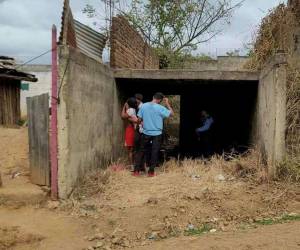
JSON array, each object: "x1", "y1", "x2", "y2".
[
  {"x1": 83, "y1": 0, "x2": 125, "y2": 35},
  {"x1": 84, "y1": 0, "x2": 244, "y2": 67},
  {"x1": 126, "y1": 0, "x2": 243, "y2": 54}
]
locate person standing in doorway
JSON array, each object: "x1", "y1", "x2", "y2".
[
  {"x1": 133, "y1": 92, "x2": 174, "y2": 177},
  {"x1": 132, "y1": 94, "x2": 148, "y2": 171},
  {"x1": 121, "y1": 94, "x2": 146, "y2": 169},
  {"x1": 133, "y1": 93, "x2": 144, "y2": 137},
  {"x1": 121, "y1": 97, "x2": 138, "y2": 166},
  {"x1": 195, "y1": 110, "x2": 214, "y2": 157},
  {"x1": 135, "y1": 93, "x2": 143, "y2": 110}
]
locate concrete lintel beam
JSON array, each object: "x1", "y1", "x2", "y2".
[{"x1": 113, "y1": 69, "x2": 260, "y2": 81}]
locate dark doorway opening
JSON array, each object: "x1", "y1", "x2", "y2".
[{"x1": 116, "y1": 79, "x2": 258, "y2": 158}]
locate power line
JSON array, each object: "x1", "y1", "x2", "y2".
[
  {"x1": 14, "y1": 48, "x2": 53, "y2": 71},
  {"x1": 57, "y1": 55, "x2": 70, "y2": 104},
  {"x1": 2, "y1": 48, "x2": 53, "y2": 74}
]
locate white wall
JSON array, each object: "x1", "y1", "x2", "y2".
[{"x1": 20, "y1": 65, "x2": 51, "y2": 116}]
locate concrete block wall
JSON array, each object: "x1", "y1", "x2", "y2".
[
  {"x1": 110, "y1": 16, "x2": 159, "y2": 69},
  {"x1": 58, "y1": 46, "x2": 123, "y2": 198},
  {"x1": 256, "y1": 54, "x2": 287, "y2": 177}
]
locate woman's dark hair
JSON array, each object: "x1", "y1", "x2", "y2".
[
  {"x1": 135, "y1": 93, "x2": 143, "y2": 102},
  {"x1": 127, "y1": 97, "x2": 138, "y2": 109}
]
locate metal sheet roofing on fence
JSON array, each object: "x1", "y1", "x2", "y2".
[
  {"x1": 60, "y1": 0, "x2": 107, "y2": 62},
  {"x1": 74, "y1": 20, "x2": 106, "y2": 62}
]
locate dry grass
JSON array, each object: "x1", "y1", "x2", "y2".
[
  {"x1": 58, "y1": 150, "x2": 299, "y2": 245},
  {"x1": 283, "y1": 66, "x2": 300, "y2": 182},
  {"x1": 67, "y1": 145, "x2": 297, "y2": 215},
  {"x1": 245, "y1": 3, "x2": 300, "y2": 181},
  {"x1": 286, "y1": 67, "x2": 300, "y2": 155},
  {"x1": 277, "y1": 158, "x2": 300, "y2": 182},
  {"x1": 69, "y1": 149, "x2": 266, "y2": 205},
  {"x1": 64, "y1": 146, "x2": 298, "y2": 222},
  {"x1": 71, "y1": 168, "x2": 111, "y2": 200},
  {"x1": 245, "y1": 4, "x2": 291, "y2": 70},
  {"x1": 161, "y1": 148, "x2": 268, "y2": 184},
  {"x1": 59, "y1": 168, "x2": 112, "y2": 215}
]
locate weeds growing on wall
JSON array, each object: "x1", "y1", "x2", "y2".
[
  {"x1": 279, "y1": 66, "x2": 300, "y2": 182},
  {"x1": 245, "y1": 4, "x2": 288, "y2": 70},
  {"x1": 286, "y1": 67, "x2": 300, "y2": 153},
  {"x1": 246, "y1": 3, "x2": 300, "y2": 181},
  {"x1": 71, "y1": 169, "x2": 111, "y2": 200},
  {"x1": 155, "y1": 48, "x2": 213, "y2": 69},
  {"x1": 277, "y1": 157, "x2": 300, "y2": 182}
]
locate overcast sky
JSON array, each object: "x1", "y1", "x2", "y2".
[{"x1": 0, "y1": 0, "x2": 287, "y2": 64}]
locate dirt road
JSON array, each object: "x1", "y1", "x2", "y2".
[
  {"x1": 1, "y1": 206, "x2": 300, "y2": 250},
  {"x1": 0, "y1": 127, "x2": 29, "y2": 173},
  {"x1": 0, "y1": 127, "x2": 299, "y2": 250},
  {"x1": 136, "y1": 222, "x2": 300, "y2": 250},
  {"x1": 0, "y1": 207, "x2": 88, "y2": 250},
  {"x1": 0, "y1": 127, "x2": 45, "y2": 207}
]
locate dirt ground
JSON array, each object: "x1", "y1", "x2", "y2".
[
  {"x1": 0, "y1": 127, "x2": 300, "y2": 250},
  {"x1": 0, "y1": 127, "x2": 29, "y2": 175},
  {"x1": 0, "y1": 127, "x2": 45, "y2": 208}
]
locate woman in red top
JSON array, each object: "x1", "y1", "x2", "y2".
[{"x1": 121, "y1": 97, "x2": 138, "y2": 166}]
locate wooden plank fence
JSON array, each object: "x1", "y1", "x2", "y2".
[
  {"x1": 27, "y1": 93, "x2": 50, "y2": 186},
  {"x1": 0, "y1": 79, "x2": 21, "y2": 125}
]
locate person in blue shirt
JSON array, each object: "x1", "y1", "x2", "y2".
[
  {"x1": 195, "y1": 110, "x2": 214, "y2": 157},
  {"x1": 133, "y1": 92, "x2": 174, "y2": 177},
  {"x1": 196, "y1": 111, "x2": 214, "y2": 134}
]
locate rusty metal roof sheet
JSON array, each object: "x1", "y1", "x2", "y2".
[
  {"x1": 59, "y1": 0, "x2": 69, "y2": 44},
  {"x1": 59, "y1": 0, "x2": 107, "y2": 62},
  {"x1": 0, "y1": 56, "x2": 37, "y2": 82},
  {"x1": 74, "y1": 20, "x2": 106, "y2": 62}
]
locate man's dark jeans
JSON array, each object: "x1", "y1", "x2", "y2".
[
  {"x1": 197, "y1": 131, "x2": 212, "y2": 157},
  {"x1": 133, "y1": 130, "x2": 150, "y2": 170},
  {"x1": 134, "y1": 134, "x2": 162, "y2": 173}
]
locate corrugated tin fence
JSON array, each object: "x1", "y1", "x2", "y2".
[{"x1": 27, "y1": 93, "x2": 50, "y2": 186}]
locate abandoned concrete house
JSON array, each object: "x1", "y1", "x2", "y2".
[
  {"x1": 24, "y1": 0, "x2": 298, "y2": 199},
  {"x1": 0, "y1": 56, "x2": 37, "y2": 125}
]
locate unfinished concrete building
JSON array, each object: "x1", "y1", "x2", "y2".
[{"x1": 55, "y1": 0, "x2": 293, "y2": 198}]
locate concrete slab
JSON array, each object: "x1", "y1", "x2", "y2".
[{"x1": 113, "y1": 69, "x2": 260, "y2": 81}]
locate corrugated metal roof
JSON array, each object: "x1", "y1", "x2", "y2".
[
  {"x1": 74, "y1": 20, "x2": 106, "y2": 62},
  {"x1": 59, "y1": 0, "x2": 77, "y2": 47},
  {"x1": 59, "y1": 0, "x2": 67, "y2": 44},
  {"x1": 59, "y1": 0, "x2": 107, "y2": 62}
]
